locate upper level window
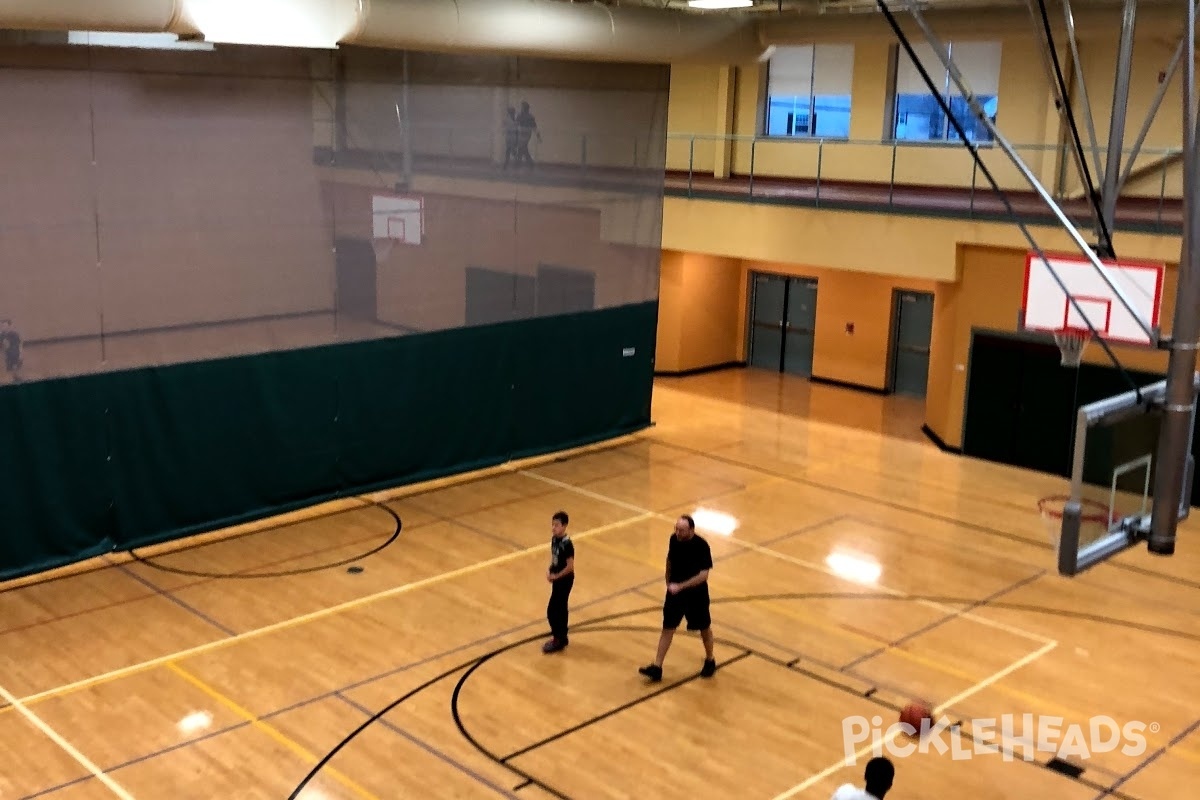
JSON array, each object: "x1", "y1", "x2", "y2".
[
  {"x1": 892, "y1": 41, "x2": 1001, "y2": 143},
  {"x1": 765, "y1": 44, "x2": 854, "y2": 139}
]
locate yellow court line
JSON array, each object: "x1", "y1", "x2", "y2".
[
  {"x1": 16, "y1": 512, "x2": 655, "y2": 708},
  {"x1": 167, "y1": 663, "x2": 379, "y2": 800}
]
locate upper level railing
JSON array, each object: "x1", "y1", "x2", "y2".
[{"x1": 664, "y1": 132, "x2": 1183, "y2": 230}]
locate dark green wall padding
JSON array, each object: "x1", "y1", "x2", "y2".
[
  {"x1": 0, "y1": 302, "x2": 658, "y2": 581},
  {"x1": 962, "y1": 330, "x2": 1200, "y2": 504}
]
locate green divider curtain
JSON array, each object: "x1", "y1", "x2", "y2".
[{"x1": 0, "y1": 301, "x2": 657, "y2": 580}]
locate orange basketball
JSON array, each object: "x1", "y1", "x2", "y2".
[{"x1": 899, "y1": 700, "x2": 933, "y2": 734}]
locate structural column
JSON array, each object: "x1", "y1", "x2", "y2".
[
  {"x1": 1149, "y1": 0, "x2": 1200, "y2": 555},
  {"x1": 713, "y1": 65, "x2": 737, "y2": 180}
]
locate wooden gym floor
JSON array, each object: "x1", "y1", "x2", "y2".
[{"x1": 1, "y1": 369, "x2": 1198, "y2": 800}]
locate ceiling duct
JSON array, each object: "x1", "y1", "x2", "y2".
[
  {"x1": 346, "y1": 0, "x2": 766, "y2": 64},
  {"x1": 0, "y1": 0, "x2": 765, "y2": 63}
]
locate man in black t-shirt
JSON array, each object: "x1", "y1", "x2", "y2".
[
  {"x1": 543, "y1": 510, "x2": 575, "y2": 653},
  {"x1": 638, "y1": 514, "x2": 716, "y2": 681}
]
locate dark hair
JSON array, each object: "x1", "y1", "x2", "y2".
[
  {"x1": 552, "y1": 511, "x2": 569, "y2": 526},
  {"x1": 864, "y1": 756, "x2": 894, "y2": 793},
  {"x1": 680, "y1": 514, "x2": 695, "y2": 531}
]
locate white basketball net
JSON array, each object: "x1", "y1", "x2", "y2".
[
  {"x1": 372, "y1": 238, "x2": 394, "y2": 264},
  {"x1": 1053, "y1": 330, "x2": 1089, "y2": 367}
]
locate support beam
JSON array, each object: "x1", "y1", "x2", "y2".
[
  {"x1": 1061, "y1": 0, "x2": 1103, "y2": 185},
  {"x1": 1149, "y1": 0, "x2": 1200, "y2": 556},
  {"x1": 1099, "y1": 0, "x2": 1138, "y2": 236},
  {"x1": 1027, "y1": 0, "x2": 1110, "y2": 254},
  {"x1": 1117, "y1": 3, "x2": 1198, "y2": 194},
  {"x1": 713, "y1": 65, "x2": 737, "y2": 180},
  {"x1": 892, "y1": 0, "x2": 1155, "y2": 344}
]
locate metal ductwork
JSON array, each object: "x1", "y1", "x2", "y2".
[
  {"x1": 0, "y1": 0, "x2": 765, "y2": 63},
  {"x1": 346, "y1": 0, "x2": 766, "y2": 64},
  {"x1": 0, "y1": 0, "x2": 188, "y2": 34}
]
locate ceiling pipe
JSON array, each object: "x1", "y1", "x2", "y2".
[
  {"x1": 0, "y1": 0, "x2": 193, "y2": 34},
  {"x1": 345, "y1": 0, "x2": 767, "y2": 64},
  {"x1": 0, "y1": 0, "x2": 765, "y2": 63}
]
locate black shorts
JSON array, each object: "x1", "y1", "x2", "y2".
[{"x1": 662, "y1": 586, "x2": 711, "y2": 631}]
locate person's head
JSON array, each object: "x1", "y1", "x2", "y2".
[
  {"x1": 0, "y1": 319, "x2": 9, "y2": 330},
  {"x1": 674, "y1": 515, "x2": 695, "y2": 540},
  {"x1": 520, "y1": 101, "x2": 530, "y2": 112},
  {"x1": 864, "y1": 756, "x2": 894, "y2": 798},
  {"x1": 551, "y1": 511, "x2": 569, "y2": 537}
]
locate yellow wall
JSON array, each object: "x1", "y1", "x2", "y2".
[
  {"x1": 667, "y1": 13, "x2": 1185, "y2": 200},
  {"x1": 661, "y1": 196, "x2": 1182, "y2": 282}
]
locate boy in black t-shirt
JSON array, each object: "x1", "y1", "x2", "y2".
[
  {"x1": 543, "y1": 510, "x2": 574, "y2": 653},
  {"x1": 638, "y1": 514, "x2": 716, "y2": 681}
]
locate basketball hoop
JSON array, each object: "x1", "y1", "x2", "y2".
[
  {"x1": 372, "y1": 238, "x2": 394, "y2": 264},
  {"x1": 1052, "y1": 329, "x2": 1089, "y2": 367},
  {"x1": 1037, "y1": 495, "x2": 1122, "y2": 552}
]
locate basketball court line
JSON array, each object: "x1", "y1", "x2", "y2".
[
  {"x1": 768, "y1": 639, "x2": 1059, "y2": 800},
  {"x1": 511, "y1": 472, "x2": 1200, "y2": 766},
  {"x1": 166, "y1": 663, "x2": 381, "y2": 800},
  {"x1": 0, "y1": 679, "x2": 137, "y2": 800},
  {"x1": 19, "y1": 520, "x2": 829, "y2": 799},
  {"x1": 14, "y1": 512, "x2": 656, "y2": 707},
  {"x1": 517, "y1": 470, "x2": 1055, "y2": 646},
  {"x1": 652, "y1": 437, "x2": 1200, "y2": 592}
]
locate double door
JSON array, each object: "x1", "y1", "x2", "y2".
[{"x1": 748, "y1": 273, "x2": 817, "y2": 377}]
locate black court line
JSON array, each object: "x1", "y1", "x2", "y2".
[
  {"x1": 651, "y1": 438, "x2": 1200, "y2": 591},
  {"x1": 335, "y1": 692, "x2": 521, "y2": 799},
  {"x1": 284, "y1": 590, "x2": 1195, "y2": 800},
  {"x1": 1094, "y1": 717, "x2": 1200, "y2": 800},
  {"x1": 513, "y1": 779, "x2": 533, "y2": 791},
  {"x1": 0, "y1": 435, "x2": 642, "y2": 591},
  {"x1": 840, "y1": 569, "x2": 1047, "y2": 671},
  {"x1": 112, "y1": 562, "x2": 237, "y2": 637},
  {"x1": 496, "y1": 651, "x2": 753, "y2": 763},
  {"x1": 713, "y1": 615, "x2": 1125, "y2": 782},
  {"x1": 127, "y1": 500, "x2": 402, "y2": 579}
]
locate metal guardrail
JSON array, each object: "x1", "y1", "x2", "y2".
[{"x1": 664, "y1": 132, "x2": 1183, "y2": 228}]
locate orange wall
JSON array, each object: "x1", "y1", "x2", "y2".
[
  {"x1": 657, "y1": 250, "x2": 935, "y2": 390},
  {"x1": 656, "y1": 251, "x2": 742, "y2": 372},
  {"x1": 739, "y1": 261, "x2": 936, "y2": 390},
  {"x1": 925, "y1": 244, "x2": 1178, "y2": 449}
]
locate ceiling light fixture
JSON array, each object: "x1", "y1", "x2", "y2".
[{"x1": 688, "y1": 0, "x2": 754, "y2": 9}]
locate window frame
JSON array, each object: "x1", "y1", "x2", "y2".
[
  {"x1": 762, "y1": 44, "x2": 854, "y2": 140},
  {"x1": 887, "y1": 41, "x2": 999, "y2": 146}
]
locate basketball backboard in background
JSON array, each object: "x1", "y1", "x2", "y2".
[
  {"x1": 1021, "y1": 252, "x2": 1164, "y2": 346},
  {"x1": 372, "y1": 194, "x2": 424, "y2": 258}
]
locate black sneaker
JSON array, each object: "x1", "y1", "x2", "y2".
[
  {"x1": 700, "y1": 658, "x2": 717, "y2": 678},
  {"x1": 542, "y1": 638, "x2": 567, "y2": 653},
  {"x1": 638, "y1": 664, "x2": 663, "y2": 682}
]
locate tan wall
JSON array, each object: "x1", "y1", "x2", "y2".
[
  {"x1": 667, "y1": 18, "x2": 1184, "y2": 200},
  {"x1": 0, "y1": 45, "x2": 333, "y2": 343},
  {"x1": 655, "y1": 251, "x2": 742, "y2": 373},
  {"x1": 656, "y1": 249, "x2": 935, "y2": 390}
]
